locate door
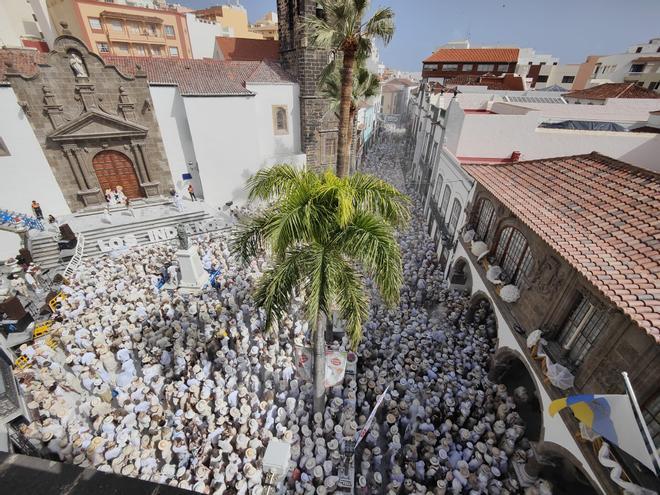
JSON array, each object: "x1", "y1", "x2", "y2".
[{"x1": 93, "y1": 150, "x2": 143, "y2": 199}]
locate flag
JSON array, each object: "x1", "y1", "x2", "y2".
[
  {"x1": 355, "y1": 386, "x2": 390, "y2": 447},
  {"x1": 549, "y1": 394, "x2": 656, "y2": 473},
  {"x1": 324, "y1": 350, "x2": 347, "y2": 388}
]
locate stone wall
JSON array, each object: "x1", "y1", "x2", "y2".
[
  {"x1": 277, "y1": 0, "x2": 337, "y2": 171},
  {"x1": 5, "y1": 35, "x2": 173, "y2": 211}
]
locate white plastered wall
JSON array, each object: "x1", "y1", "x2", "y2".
[{"x1": 0, "y1": 86, "x2": 70, "y2": 258}]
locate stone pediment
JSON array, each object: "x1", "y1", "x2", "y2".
[{"x1": 48, "y1": 109, "x2": 148, "y2": 143}]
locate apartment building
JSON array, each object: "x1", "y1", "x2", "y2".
[
  {"x1": 249, "y1": 12, "x2": 278, "y2": 41},
  {"x1": 194, "y1": 4, "x2": 263, "y2": 40},
  {"x1": 589, "y1": 38, "x2": 660, "y2": 91},
  {"x1": 0, "y1": 0, "x2": 54, "y2": 51},
  {"x1": 422, "y1": 46, "x2": 520, "y2": 82},
  {"x1": 405, "y1": 83, "x2": 660, "y2": 495},
  {"x1": 47, "y1": 0, "x2": 192, "y2": 58}
]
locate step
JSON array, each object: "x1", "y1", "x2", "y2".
[{"x1": 29, "y1": 209, "x2": 229, "y2": 270}]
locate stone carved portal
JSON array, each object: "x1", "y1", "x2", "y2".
[{"x1": 93, "y1": 151, "x2": 144, "y2": 199}]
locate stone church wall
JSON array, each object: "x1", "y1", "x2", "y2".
[{"x1": 5, "y1": 35, "x2": 173, "y2": 211}]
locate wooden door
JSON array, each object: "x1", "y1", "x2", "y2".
[{"x1": 92, "y1": 150, "x2": 143, "y2": 199}]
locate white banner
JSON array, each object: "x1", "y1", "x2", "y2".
[
  {"x1": 294, "y1": 345, "x2": 313, "y2": 381},
  {"x1": 355, "y1": 386, "x2": 390, "y2": 447},
  {"x1": 324, "y1": 350, "x2": 347, "y2": 388}
]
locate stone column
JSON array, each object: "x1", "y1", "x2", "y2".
[
  {"x1": 61, "y1": 145, "x2": 87, "y2": 190},
  {"x1": 63, "y1": 145, "x2": 102, "y2": 207},
  {"x1": 131, "y1": 141, "x2": 160, "y2": 197}
]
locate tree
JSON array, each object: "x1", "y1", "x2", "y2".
[
  {"x1": 231, "y1": 165, "x2": 409, "y2": 413},
  {"x1": 321, "y1": 62, "x2": 381, "y2": 134},
  {"x1": 306, "y1": 0, "x2": 394, "y2": 178}
]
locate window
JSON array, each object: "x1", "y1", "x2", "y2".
[
  {"x1": 447, "y1": 199, "x2": 461, "y2": 238},
  {"x1": 133, "y1": 44, "x2": 146, "y2": 56},
  {"x1": 497, "y1": 63, "x2": 509, "y2": 72},
  {"x1": 560, "y1": 75, "x2": 574, "y2": 84},
  {"x1": 423, "y1": 63, "x2": 439, "y2": 71},
  {"x1": 109, "y1": 19, "x2": 123, "y2": 32},
  {"x1": 164, "y1": 25, "x2": 175, "y2": 38},
  {"x1": 494, "y1": 227, "x2": 534, "y2": 286},
  {"x1": 169, "y1": 46, "x2": 179, "y2": 57},
  {"x1": 151, "y1": 45, "x2": 163, "y2": 56},
  {"x1": 558, "y1": 293, "x2": 608, "y2": 366},
  {"x1": 0, "y1": 137, "x2": 10, "y2": 157},
  {"x1": 430, "y1": 142, "x2": 438, "y2": 166},
  {"x1": 322, "y1": 135, "x2": 337, "y2": 165},
  {"x1": 636, "y1": 46, "x2": 643, "y2": 53},
  {"x1": 273, "y1": 106, "x2": 289, "y2": 134},
  {"x1": 88, "y1": 17, "x2": 102, "y2": 31},
  {"x1": 432, "y1": 173, "x2": 444, "y2": 201},
  {"x1": 439, "y1": 185, "x2": 451, "y2": 220},
  {"x1": 474, "y1": 198, "x2": 495, "y2": 243},
  {"x1": 477, "y1": 64, "x2": 495, "y2": 72},
  {"x1": 649, "y1": 81, "x2": 660, "y2": 91},
  {"x1": 643, "y1": 394, "x2": 660, "y2": 446},
  {"x1": 146, "y1": 24, "x2": 158, "y2": 36},
  {"x1": 114, "y1": 42, "x2": 129, "y2": 54},
  {"x1": 442, "y1": 63, "x2": 458, "y2": 71},
  {"x1": 97, "y1": 42, "x2": 110, "y2": 53},
  {"x1": 536, "y1": 75, "x2": 549, "y2": 83},
  {"x1": 462, "y1": 64, "x2": 473, "y2": 71},
  {"x1": 128, "y1": 22, "x2": 141, "y2": 34},
  {"x1": 630, "y1": 64, "x2": 645, "y2": 73}
]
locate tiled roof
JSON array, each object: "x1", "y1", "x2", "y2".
[
  {"x1": 387, "y1": 77, "x2": 417, "y2": 87},
  {"x1": 0, "y1": 48, "x2": 47, "y2": 82},
  {"x1": 215, "y1": 37, "x2": 279, "y2": 62},
  {"x1": 424, "y1": 48, "x2": 519, "y2": 63},
  {"x1": 563, "y1": 83, "x2": 660, "y2": 100},
  {"x1": 463, "y1": 153, "x2": 660, "y2": 340},
  {"x1": 103, "y1": 56, "x2": 293, "y2": 95}
]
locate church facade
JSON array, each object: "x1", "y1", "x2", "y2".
[{"x1": 5, "y1": 35, "x2": 173, "y2": 211}]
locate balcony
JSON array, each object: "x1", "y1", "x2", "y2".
[{"x1": 106, "y1": 30, "x2": 166, "y2": 44}]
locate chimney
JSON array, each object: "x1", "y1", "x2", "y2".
[{"x1": 511, "y1": 151, "x2": 521, "y2": 161}]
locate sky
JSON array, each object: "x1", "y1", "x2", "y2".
[{"x1": 179, "y1": 0, "x2": 660, "y2": 72}]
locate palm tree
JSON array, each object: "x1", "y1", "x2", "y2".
[
  {"x1": 231, "y1": 164, "x2": 409, "y2": 413},
  {"x1": 321, "y1": 62, "x2": 381, "y2": 134},
  {"x1": 306, "y1": 0, "x2": 394, "y2": 178}
]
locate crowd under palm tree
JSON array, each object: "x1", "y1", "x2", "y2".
[{"x1": 231, "y1": 165, "x2": 409, "y2": 412}]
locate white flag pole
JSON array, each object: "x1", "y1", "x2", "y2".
[{"x1": 622, "y1": 371, "x2": 660, "y2": 474}]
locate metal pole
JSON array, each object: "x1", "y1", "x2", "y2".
[{"x1": 622, "y1": 371, "x2": 660, "y2": 474}]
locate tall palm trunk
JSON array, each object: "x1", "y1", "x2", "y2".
[
  {"x1": 314, "y1": 312, "x2": 327, "y2": 414},
  {"x1": 336, "y1": 48, "x2": 356, "y2": 178}
]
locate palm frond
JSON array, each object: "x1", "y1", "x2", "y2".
[
  {"x1": 327, "y1": 252, "x2": 369, "y2": 350},
  {"x1": 336, "y1": 211, "x2": 402, "y2": 306},
  {"x1": 302, "y1": 243, "x2": 330, "y2": 331},
  {"x1": 230, "y1": 210, "x2": 275, "y2": 265},
  {"x1": 246, "y1": 164, "x2": 304, "y2": 201},
  {"x1": 349, "y1": 173, "x2": 411, "y2": 227},
  {"x1": 362, "y1": 7, "x2": 395, "y2": 44},
  {"x1": 254, "y1": 247, "x2": 309, "y2": 331}
]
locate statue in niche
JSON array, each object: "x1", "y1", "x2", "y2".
[
  {"x1": 176, "y1": 224, "x2": 189, "y2": 250},
  {"x1": 69, "y1": 52, "x2": 87, "y2": 78}
]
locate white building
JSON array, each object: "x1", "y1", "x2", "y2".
[
  {"x1": 407, "y1": 84, "x2": 660, "y2": 270},
  {"x1": 105, "y1": 56, "x2": 305, "y2": 209},
  {"x1": 0, "y1": 0, "x2": 52, "y2": 50},
  {"x1": 185, "y1": 13, "x2": 233, "y2": 59},
  {"x1": 589, "y1": 38, "x2": 660, "y2": 88}
]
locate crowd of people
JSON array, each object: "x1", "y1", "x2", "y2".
[{"x1": 14, "y1": 130, "x2": 546, "y2": 494}]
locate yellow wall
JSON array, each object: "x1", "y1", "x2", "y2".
[
  {"x1": 196, "y1": 5, "x2": 263, "y2": 40},
  {"x1": 47, "y1": 0, "x2": 192, "y2": 58}
]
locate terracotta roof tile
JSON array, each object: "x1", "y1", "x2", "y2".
[
  {"x1": 463, "y1": 153, "x2": 660, "y2": 341},
  {"x1": 103, "y1": 56, "x2": 293, "y2": 96},
  {"x1": 215, "y1": 37, "x2": 279, "y2": 62},
  {"x1": 0, "y1": 48, "x2": 47, "y2": 82},
  {"x1": 563, "y1": 82, "x2": 660, "y2": 100},
  {"x1": 424, "y1": 48, "x2": 519, "y2": 63}
]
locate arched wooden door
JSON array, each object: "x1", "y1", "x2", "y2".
[{"x1": 92, "y1": 150, "x2": 143, "y2": 199}]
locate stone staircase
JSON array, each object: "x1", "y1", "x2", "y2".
[{"x1": 28, "y1": 204, "x2": 226, "y2": 271}]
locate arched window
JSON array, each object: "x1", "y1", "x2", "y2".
[
  {"x1": 447, "y1": 198, "x2": 461, "y2": 238},
  {"x1": 433, "y1": 172, "x2": 444, "y2": 200},
  {"x1": 439, "y1": 185, "x2": 451, "y2": 220},
  {"x1": 494, "y1": 226, "x2": 534, "y2": 285},
  {"x1": 474, "y1": 198, "x2": 495, "y2": 243},
  {"x1": 273, "y1": 106, "x2": 288, "y2": 134}
]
